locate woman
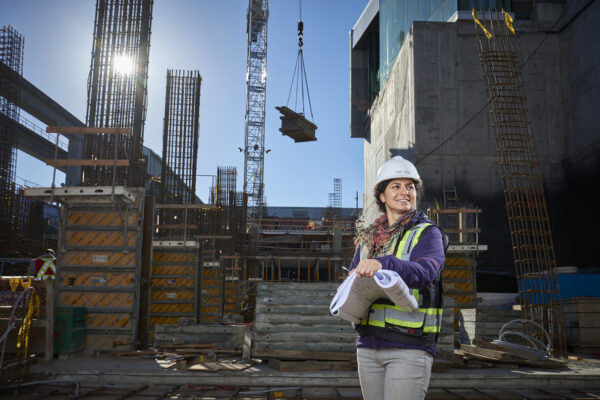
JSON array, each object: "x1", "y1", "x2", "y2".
[{"x1": 349, "y1": 156, "x2": 446, "y2": 400}]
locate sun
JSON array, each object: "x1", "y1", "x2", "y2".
[{"x1": 113, "y1": 54, "x2": 135, "y2": 75}]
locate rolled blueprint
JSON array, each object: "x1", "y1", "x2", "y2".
[{"x1": 330, "y1": 269, "x2": 418, "y2": 324}]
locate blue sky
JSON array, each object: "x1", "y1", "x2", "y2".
[{"x1": 1, "y1": 0, "x2": 368, "y2": 208}]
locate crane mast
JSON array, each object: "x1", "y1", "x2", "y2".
[{"x1": 243, "y1": 0, "x2": 269, "y2": 224}]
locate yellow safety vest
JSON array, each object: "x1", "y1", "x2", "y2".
[
  {"x1": 358, "y1": 222, "x2": 443, "y2": 344},
  {"x1": 35, "y1": 256, "x2": 56, "y2": 280}
]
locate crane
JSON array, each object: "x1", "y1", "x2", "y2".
[{"x1": 243, "y1": 0, "x2": 269, "y2": 225}]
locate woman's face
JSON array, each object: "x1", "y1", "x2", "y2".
[{"x1": 379, "y1": 178, "x2": 417, "y2": 216}]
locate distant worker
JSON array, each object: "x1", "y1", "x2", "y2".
[
  {"x1": 348, "y1": 156, "x2": 446, "y2": 400},
  {"x1": 307, "y1": 220, "x2": 316, "y2": 230},
  {"x1": 28, "y1": 249, "x2": 57, "y2": 280},
  {"x1": 240, "y1": 295, "x2": 251, "y2": 323}
]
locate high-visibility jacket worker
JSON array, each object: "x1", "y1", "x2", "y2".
[
  {"x1": 29, "y1": 249, "x2": 57, "y2": 280},
  {"x1": 355, "y1": 222, "x2": 444, "y2": 347}
]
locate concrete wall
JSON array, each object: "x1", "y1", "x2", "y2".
[
  {"x1": 557, "y1": 0, "x2": 600, "y2": 268},
  {"x1": 362, "y1": 16, "x2": 595, "y2": 271},
  {"x1": 362, "y1": 28, "x2": 415, "y2": 221}
]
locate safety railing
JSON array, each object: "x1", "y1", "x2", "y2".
[
  {"x1": 427, "y1": 208, "x2": 482, "y2": 244},
  {"x1": 0, "y1": 277, "x2": 53, "y2": 383}
]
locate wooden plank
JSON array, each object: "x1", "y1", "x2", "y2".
[
  {"x1": 158, "y1": 343, "x2": 215, "y2": 350},
  {"x1": 254, "y1": 323, "x2": 354, "y2": 333},
  {"x1": 460, "y1": 344, "x2": 567, "y2": 369},
  {"x1": 156, "y1": 224, "x2": 199, "y2": 230},
  {"x1": 44, "y1": 159, "x2": 129, "y2": 167},
  {"x1": 187, "y1": 361, "x2": 253, "y2": 371},
  {"x1": 255, "y1": 313, "x2": 350, "y2": 325},
  {"x1": 46, "y1": 126, "x2": 132, "y2": 135},
  {"x1": 257, "y1": 296, "x2": 333, "y2": 306},
  {"x1": 155, "y1": 203, "x2": 217, "y2": 209},
  {"x1": 194, "y1": 235, "x2": 233, "y2": 239},
  {"x1": 254, "y1": 332, "x2": 356, "y2": 342},
  {"x1": 251, "y1": 348, "x2": 355, "y2": 361},
  {"x1": 471, "y1": 338, "x2": 546, "y2": 362}
]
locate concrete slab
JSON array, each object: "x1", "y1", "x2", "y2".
[{"x1": 27, "y1": 353, "x2": 600, "y2": 392}]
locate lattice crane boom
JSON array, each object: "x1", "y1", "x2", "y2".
[{"x1": 243, "y1": 0, "x2": 269, "y2": 223}]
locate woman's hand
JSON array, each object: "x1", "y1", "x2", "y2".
[{"x1": 354, "y1": 259, "x2": 382, "y2": 278}]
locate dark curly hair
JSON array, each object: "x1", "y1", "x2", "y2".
[{"x1": 374, "y1": 179, "x2": 424, "y2": 213}]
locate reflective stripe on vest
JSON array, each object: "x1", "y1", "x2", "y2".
[
  {"x1": 361, "y1": 222, "x2": 442, "y2": 333},
  {"x1": 36, "y1": 257, "x2": 56, "y2": 280}
]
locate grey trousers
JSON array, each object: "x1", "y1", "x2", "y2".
[{"x1": 357, "y1": 347, "x2": 433, "y2": 400}]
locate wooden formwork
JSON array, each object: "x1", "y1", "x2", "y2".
[
  {"x1": 54, "y1": 188, "x2": 145, "y2": 352},
  {"x1": 149, "y1": 241, "x2": 198, "y2": 331},
  {"x1": 199, "y1": 261, "x2": 223, "y2": 323}
]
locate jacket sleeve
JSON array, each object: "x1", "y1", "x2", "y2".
[
  {"x1": 374, "y1": 226, "x2": 445, "y2": 289},
  {"x1": 348, "y1": 247, "x2": 360, "y2": 271}
]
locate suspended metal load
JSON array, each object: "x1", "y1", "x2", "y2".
[
  {"x1": 277, "y1": 0, "x2": 317, "y2": 142},
  {"x1": 275, "y1": 105, "x2": 316, "y2": 143}
]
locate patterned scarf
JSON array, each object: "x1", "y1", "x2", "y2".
[{"x1": 355, "y1": 209, "x2": 417, "y2": 258}]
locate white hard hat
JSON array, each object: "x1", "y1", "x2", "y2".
[{"x1": 375, "y1": 156, "x2": 421, "y2": 186}]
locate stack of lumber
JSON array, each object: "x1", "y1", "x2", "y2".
[
  {"x1": 253, "y1": 282, "x2": 355, "y2": 371},
  {"x1": 153, "y1": 324, "x2": 247, "y2": 350},
  {"x1": 437, "y1": 297, "x2": 456, "y2": 353},
  {"x1": 254, "y1": 282, "x2": 356, "y2": 353},
  {"x1": 432, "y1": 338, "x2": 568, "y2": 372},
  {"x1": 252, "y1": 349, "x2": 357, "y2": 372}
]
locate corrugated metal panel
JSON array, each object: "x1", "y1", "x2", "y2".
[
  {"x1": 56, "y1": 190, "x2": 144, "y2": 352},
  {"x1": 149, "y1": 241, "x2": 198, "y2": 328}
]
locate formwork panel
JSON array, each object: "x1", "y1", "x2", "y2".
[
  {"x1": 67, "y1": 211, "x2": 139, "y2": 227},
  {"x1": 65, "y1": 231, "x2": 139, "y2": 248},
  {"x1": 61, "y1": 251, "x2": 136, "y2": 267},
  {"x1": 153, "y1": 252, "x2": 195, "y2": 263},
  {"x1": 56, "y1": 191, "x2": 144, "y2": 353},
  {"x1": 87, "y1": 313, "x2": 132, "y2": 328},
  {"x1": 59, "y1": 292, "x2": 134, "y2": 307},
  {"x1": 149, "y1": 303, "x2": 194, "y2": 313},
  {"x1": 149, "y1": 316, "x2": 179, "y2": 325},
  {"x1": 152, "y1": 265, "x2": 194, "y2": 275},
  {"x1": 85, "y1": 334, "x2": 133, "y2": 352},
  {"x1": 151, "y1": 277, "x2": 194, "y2": 288},
  {"x1": 149, "y1": 242, "x2": 198, "y2": 336},
  {"x1": 59, "y1": 271, "x2": 135, "y2": 287}
]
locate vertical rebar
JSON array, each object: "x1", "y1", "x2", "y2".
[
  {"x1": 473, "y1": 9, "x2": 566, "y2": 356},
  {"x1": 83, "y1": 0, "x2": 153, "y2": 187},
  {"x1": 0, "y1": 26, "x2": 24, "y2": 257}
]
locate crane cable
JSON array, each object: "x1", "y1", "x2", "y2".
[{"x1": 285, "y1": 0, "x2": 315, "y2": 121}]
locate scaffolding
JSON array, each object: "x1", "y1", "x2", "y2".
[
  {"x1": 243, "y1": 0, "x2": 269, "y2": 223},
  {"x1": 160, "y1": 69, "x2": 201, "y2": 205},
  {"x1": 326, "y1": 178, "x2": 342, "y2": 224},
  {"x1": 473, "y1": 10, "x2": 566, "y2": 355},
  {"x1": 0, "y1": 26, "x2": 24, "y2": 257},
  {"x1": 83, "y1": 0, "x2": 153, "y2": 187}
]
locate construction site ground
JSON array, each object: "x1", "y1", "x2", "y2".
[{"x1": 1, "y1": 353, "x2": 600, "y2": 399}]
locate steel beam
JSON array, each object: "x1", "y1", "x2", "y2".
[{"x1": 0, "y1": 60, "x2": 84, "y2": 185}]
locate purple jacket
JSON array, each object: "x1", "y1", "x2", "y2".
[{"x1": 349, "y1": 211, "x2": 445, "y2": 355}]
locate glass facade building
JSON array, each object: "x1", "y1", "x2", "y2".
[{"x1": 379, "y1": 0, "x2": 510, "y2": 85}]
